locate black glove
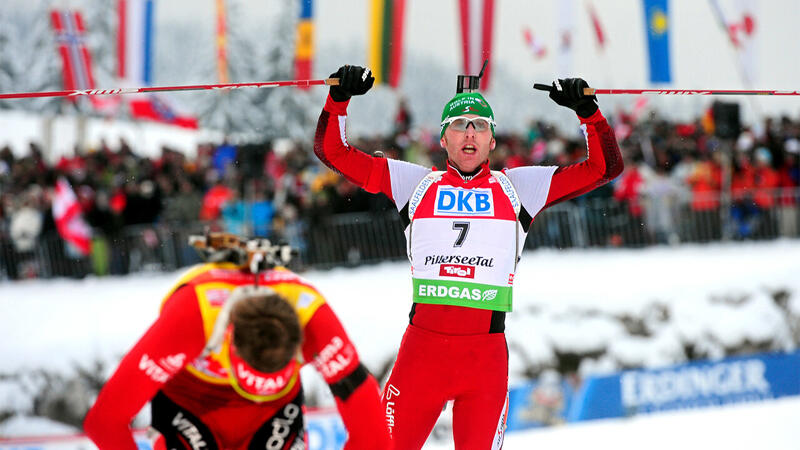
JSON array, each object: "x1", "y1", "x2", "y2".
[
  {"x1": 329, "y1": 65, "x2": 375, "y2": 102},
  {"x1": 547, "y1": 78, "x2": 598, "y2": 118}
]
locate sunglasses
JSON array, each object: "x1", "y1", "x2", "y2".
[{"x1": 441, "y1": 116, "x2": 496, "y2": 133}]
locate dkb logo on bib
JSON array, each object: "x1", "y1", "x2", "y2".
[{"x1": 434, "y1": 187, "x2": 494, "y2": 216}]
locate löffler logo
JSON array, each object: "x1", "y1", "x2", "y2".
[{"x1": 384, "y1": 384, "x2": 400, "y2": 436}]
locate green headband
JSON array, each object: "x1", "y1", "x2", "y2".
[{"x1": 440, "y1": 92, "x2": 495, "y2": 138}]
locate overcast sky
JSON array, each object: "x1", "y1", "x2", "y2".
[{"x1": 6, "y1": 0, "x2": 800, "y2": 129}]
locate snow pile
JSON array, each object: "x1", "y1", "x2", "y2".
[{"x1": 1, "y1": 240, "x2": 799, "y2": 439}]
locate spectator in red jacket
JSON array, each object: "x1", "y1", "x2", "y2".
[{"x1": 752, "y1": 147, "x2": 780, "y2": 237}]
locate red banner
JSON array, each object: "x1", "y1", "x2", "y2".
[
  {"x1": 216, "y1": 0, "x2": 229, "y2": 84},
  {"x1": 458, "y1": 0, "x2": 495, "y2": 91}
]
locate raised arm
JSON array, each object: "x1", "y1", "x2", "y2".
[
  {"x1": 537, "y1": 78, "x2": 623, "y2": 208},
  {"x1": 302, "y1": 302, "x2": 392, "y2": 450},
  {"x1": 83, "y1": 286, "x2": 206, "y2": 450},
  {"x1": 544, "y1": 108, "x2": 623, "y2": 208},
  {"x1": 314, "y1": 65, "x2": 393, "y2": 198}
]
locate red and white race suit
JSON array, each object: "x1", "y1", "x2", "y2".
[{"x1": 314, "y1": 94, "x2": 622, "y2": 448}]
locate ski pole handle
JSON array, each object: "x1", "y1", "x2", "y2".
[
  {"x1": 533, "y1": 83, "x2": 595, "y2": 96},
  {"x1": 532, "y1": 83, "x2": 551, "y2": 92}
]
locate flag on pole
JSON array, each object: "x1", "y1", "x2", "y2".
[
  {"x1": 215, "y1": 0, "x2": 229, "y2": 84},
  {"x1": 51, "y1": 10, "x2": 96, "y2": 93},
  {"x1": 51, "y1": 9, "x2": 119, "y2": 112},
  {"x1": 522, "y1": 27, "x2": 547, "y2": 59},
  {"x1": 118, "y1": 0, "x2": 198, "y2": 127},
  {"x1": 368, "y1": 0, "x2": 407, "y2": 87},
  {"x1": 709, "y1": 0, "x2": 758, "y2": 85},
  {"x1": 587, "y1": 2, "x2": 606, "y2": 51},
  {"x1": 294, "y1": 0, "x2": 314, "y2": 89},
  {"x1": 631, "y1": 95, "x2": 649, "y2": 121},
  {"x1": 53, "y1": 177, "x2": 92, "y2": 256},
  {"x1": 457, "y1": 0, "x2": 495, "y2": 91},
  {"x1": 642, "y1": 0, "x2": 672, "y2": 83},
  {"x1": 129, "y1": 95, "x2": 198, "y2": 128},
  {"x1": 556, "y1": 0, "x2": 575, "y2": 78},
  {"x1": 117, "y1": 0, "x2": 154, "y2": 86}
]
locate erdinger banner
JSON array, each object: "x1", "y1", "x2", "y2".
[
  {"x1": 569, "y1": 350, "x2": 800, "y2": 421},
  {"x1": 505, "y1": 350, "x2": 800, "y2": 432}
]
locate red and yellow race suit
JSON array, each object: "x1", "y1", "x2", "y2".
[{"x1": 84, "y1": 263, "x2": 390, "y2": 450}]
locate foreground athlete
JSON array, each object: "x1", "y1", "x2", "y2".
[
  {"x1": 84, "y1": 233, "x2": 390, "y2": 449},
  {"x1": 314, "y1": 65, "x2": 623, "y2": 448}
]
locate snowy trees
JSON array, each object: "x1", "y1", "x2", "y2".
[
  {"x1": 191, "y1": 0, "x2": 316, "y2": 141},
  {"x1": 0, "y1": 2, "x2": 62, "y2": 114},
  {"x1": 81, "y1": 0, "x2": 117, "y2": 89},
  {"x1": 258, "y1": 0, "x2": 318, "y2": 142},
  {"x1": 0, "y1": 0, "x2": 319, "y2": 142}
]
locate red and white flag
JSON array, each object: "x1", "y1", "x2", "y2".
[
  {"x1": 458, "y1": 0, "x2": 495, "y2": 91},
  {"x1": 51, "y1": 10, "x2": 96, "y2": 93},
  {"x1": 556, "y1": 0, "x2": 575, "y2": 77},
  {"x1": 118, "y1": 0, "x2": 155, "y2": 86},
  {"x1": 522, "y1": 27, "x2": 547, "y2": 59},
  {"x1": 118, "y1": 0, "x2": 197, "y2": 128},
  {"x1": 51, "y1": 9, "x2": 119, "y2": 113},
  {"x1": 709, "y1": 0, "x2": 758, "y2": 85},
  {"x1": 587, "y1": 2, "x2": 606, "y2": 51},
  {"x1": 631, "y1": 95, "x2": 649, "y2": 121},
  {"x1": 53, "y1": 177, "x2": 92, "y2": 256},
  {"x1": 129, "y1": 95, "x2": 198, "y2": 129}
]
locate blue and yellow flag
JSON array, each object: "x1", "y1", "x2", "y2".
[
  {"x1": 294, "y1": 0, "x2": 314, "y2": 88},
  {"x1": 643, "y1": 0, "x2": 671, "y2": 83}
]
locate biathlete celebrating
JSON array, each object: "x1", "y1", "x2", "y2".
[
  {"x1": 84, "y1": 232, "x2": 391, "y2": 450},
  {"x1": 313, "y1": 64, "x2": 623, "y2": 449}
]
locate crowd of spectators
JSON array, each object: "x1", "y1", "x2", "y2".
[{"x1": 1, "y1": 101, "x2": 799, "y2": 279}]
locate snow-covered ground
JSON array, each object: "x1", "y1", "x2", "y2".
[
  {"x1": 2, "y1": 396, "x2": 798, "y2": 450},
  {"x1": 498, "y1": 395, "x2": 800, "y2": 450},
  {"x1": 1, "y1": 239, "x2": 799, "y2": 448}
]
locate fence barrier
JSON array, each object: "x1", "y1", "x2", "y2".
[{"x1": 1, "y1": 188, "x2": 798, "y2": 280}]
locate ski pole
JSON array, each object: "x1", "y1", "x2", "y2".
[
  {"x1": 0, "y1": 78, "x2": 341, "y2": 100},
  {"x1": 533, "y1": 84, "x2": 800, "y2": 96}
]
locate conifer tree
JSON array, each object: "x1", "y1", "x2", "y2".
[
  {"x1": 193, "y1": 0, "x2": 315, "y2": 141},
  {"x1": 0, "y1": 2, "x2": 61, "y2": 113},
  {"x1": 81, "y1": 0, "x2": 117, "y2": 89}
]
